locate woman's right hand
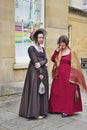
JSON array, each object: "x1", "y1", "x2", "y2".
[
  {"x1": 35, "y1": 62, "x2": 41, "y2": 69},
  {"x1": 56, "y1": 45, "x2": 62, "y2": 52},
  {"x1": 39, "y1": 74, "x2": 44, "y2": 80}
]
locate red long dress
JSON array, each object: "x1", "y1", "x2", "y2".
[{"x1": 49, "y1": 51, "x2": 82, "y2": 115}]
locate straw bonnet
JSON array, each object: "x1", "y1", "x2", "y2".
[{"x1": 30, "y1": 28, "x2": 47, "y2": 41}]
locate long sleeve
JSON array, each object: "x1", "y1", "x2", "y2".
[
  {"x1": 28, "y1": 46, "x2": 43, "y2": 74},
  {"x1": 28, "y1": 46, "x2": 38, "y2": 64},
  {"x1": 39, "y1": 48, "x2": 48, "y2": 66},
  {"x1": 51, "y1": 50, "x2": 58, "y2": 62}
]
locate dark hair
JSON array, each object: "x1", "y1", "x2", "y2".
[
  {"x1": 34, "y1": 31, "x2": 44, "y2": 43},
  {"x1": 57, "y1": 35, "x2": 69, "y2": 46}
]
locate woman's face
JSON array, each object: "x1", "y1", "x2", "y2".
[
  {"x1": 37, "y1": 34, "x2": 44, "y2": 45},
  {"x1": 59, "y1": 42, "x2": 67, "y2": 50}
]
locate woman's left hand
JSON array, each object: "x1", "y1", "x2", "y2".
[
  {"x1": 35, "y1": 62, "x2": 41, "y2": 69},
  {"x1": 75, "y1": 89, "x2": 79, "y2": 103}
]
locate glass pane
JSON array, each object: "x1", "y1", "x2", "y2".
[
  {"x1": 15, "y1": 20, "x2": 34, "y2": 44},
  {"x1": 15, "y1": 0, "x2": 24, "y2": 19},
  {"x1": 15, "y1": 0, "x2": 44, "y2": 63},
  {"x1": 15, "y1": 19, "x2": 31, "y2": 63},
  {"x1": 34, "y1": 0, "x2": 41, "y2": 4},
  {"x1": 24, "y1": 0, "x2": 34, "y2": 20},
  {"x1": 15, "y1": 20, "x2": 23, "y2": 44},
  {"x1": 33, "y1": 3, "x2": 42, "y2": 21}
]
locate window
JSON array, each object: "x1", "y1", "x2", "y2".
[
  {"x1": 68, "y1": 25, "x2": 72, "y2": 46},
  {"x1": 15, "y1": 0, "x2": 44, "y2": 63},
  {"x1": 83, "y1": 0, "x2": 87, "y2": 10}
]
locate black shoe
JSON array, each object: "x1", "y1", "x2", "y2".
[
  {"x1": 49, "y1": 112, "x2": 62, "y2": 114},
  {"x1": 62, "y1": 113, "x2": 69, "y2": 118},
  {"x1": 49, "y1": 112, "x2": 57, "y2": 114}
]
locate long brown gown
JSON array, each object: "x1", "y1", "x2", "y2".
[{"x1": 19, "y1": 46, "x2": 49, "y2": 118}]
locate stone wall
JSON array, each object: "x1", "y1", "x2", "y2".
[
  {"x1": 1, "y1": 0, "x2": 86, "y2": 96},
  {"x1": 45, "y1": 0, "x2": 69, "y2": 75},
  {"x1": 69, "y1": 8, "x2": 87, "y2": 59},
  {"x1": 0, "y1": 0, "x2": 26, "y2": 96}
]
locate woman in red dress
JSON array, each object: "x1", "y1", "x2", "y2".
[{"x1": 49, "y1": 35, "x2": 87, "y2": 117}]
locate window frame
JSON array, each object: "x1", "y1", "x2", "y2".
[{"x1": 14, "y1": 0, "x2": 45, "y2": 65}]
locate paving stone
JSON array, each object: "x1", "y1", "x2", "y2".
[
  {"x1": 56, "y1": 120, "x2": 87, "y2": 130},
  {"x1": 1, "y1": 117, "x2": 41, "y2": 130},
  {"x1": 0, "y1": 125, "x2": 9, "y2": 130},
  {"x1": 40, "y1": 114, "x2": 74, "y2": 128},
  {"x1": 27, "y1": 123, "x2": 59, "y2": 130},
  {"x1": 71, "y1": 112, "x2": 87, "y2": 123},
  {"x1": 0, "y1": 76, "x2": 87, "y2": 130},
  {"x1": 0, "y1": 109, "x2": 17, "y2": 124},
  {"x1": 1, "y1": 99, "x2": 20, "y2": 114}
]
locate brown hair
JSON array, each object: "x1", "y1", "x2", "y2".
[{"x1": 57, "y1": 35, "x2": 69, "y2": 46}]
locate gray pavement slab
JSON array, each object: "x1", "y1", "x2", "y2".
[
  {"x1": 0, "y1": 108, "x2": 18, "y2": 124},
  {"x1": 0, "y1": 93, "x2": 87, "y2": 130},
  {"x1": 56, "y1": 120, "x2": 87, "y2": 130},
  {"x1": 1, "y1": 118, "x2": 41, "y2": 130},
  {"x1": 0, "y1": 71, "x2": 87, "y2": 130}
]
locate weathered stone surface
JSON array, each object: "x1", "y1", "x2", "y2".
[{"x1": 0, "y1": 91, "x2": 87, "y2": 130}]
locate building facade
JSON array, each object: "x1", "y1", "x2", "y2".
[{"x1": 0, "y1": 0, "x2": 87, "y2": 96}]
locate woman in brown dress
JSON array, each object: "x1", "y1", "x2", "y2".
[{"x1": 19, "y1": 28, "x2": 49, "y2": 119}]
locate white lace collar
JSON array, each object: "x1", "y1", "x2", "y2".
[{"x1": 32, "y1": 43, "x2": 43, "y2": 52}]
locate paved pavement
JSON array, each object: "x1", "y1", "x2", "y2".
[
  {"x1": 0, "y1": 92, "x2": 87, "y2": 130},
  {"x1": 0, "y1": 69, "x2": 87, "y2": 130}
]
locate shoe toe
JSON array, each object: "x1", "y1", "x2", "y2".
[{"x1": 62, "y1": 113, "x2": 69, "y2": 118}]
